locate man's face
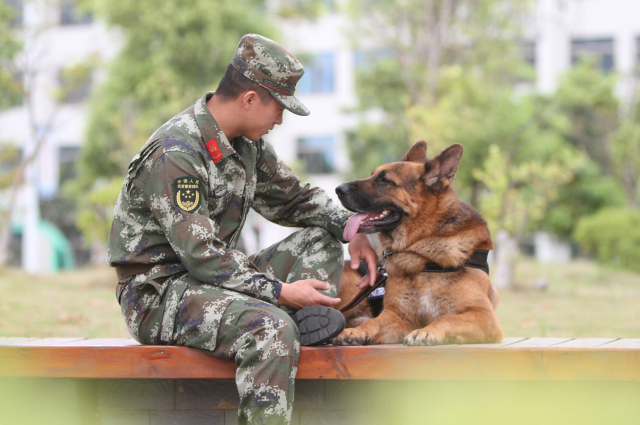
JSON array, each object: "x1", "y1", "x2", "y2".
[{"x1": 243, "y1": 95, "x2": 285, "y2": 141}]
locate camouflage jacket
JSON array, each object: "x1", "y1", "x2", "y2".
[{"x1": 107, "y1": 92, "x2": 352, "y2": 304}]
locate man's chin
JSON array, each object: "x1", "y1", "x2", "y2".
[{"x1": 244, "y1": 134, "x2": 261, "y2": 142}]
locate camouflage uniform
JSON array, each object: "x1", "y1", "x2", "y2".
[{"x1": 107, "y1": 35, "x2": 352, "y2": 425}]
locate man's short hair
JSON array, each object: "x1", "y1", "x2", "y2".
[{"x1": 216, "y1": 64, "x2": 273, "y2": 104}]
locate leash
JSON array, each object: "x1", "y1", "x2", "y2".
[
  {"x1": 338, "y1": 265, "x2": 388, "y2": 313},
  {"x1": 338, "y1": 250, "x2": 490, "y2": 313}
]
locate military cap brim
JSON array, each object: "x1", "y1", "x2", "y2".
[{"x1": 264, "y1": 86, "x2": 310, "y2": 116}]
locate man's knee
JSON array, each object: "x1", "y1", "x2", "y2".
[
  {"x1": 254, "y1": 306, "x2": 300, "y2": 361},
  {"x1": 231, "y1": 301, "x2": 300, "y2": 362}
]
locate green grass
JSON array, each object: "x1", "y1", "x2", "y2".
[
  {"x1": 0, "y1": 266, "x2": 129, "y2": 338},
  {"x1": 499, "y1": 258, "x2": 640, "y2": 338},
  {"x1": 0, "y1": 258, "x2": 638, "y2": 339}
]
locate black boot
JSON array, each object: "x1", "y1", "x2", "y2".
[{"x1": 289, "y1": 305, "x2": 346, "y2": 346}]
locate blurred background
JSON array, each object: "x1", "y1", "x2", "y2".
[{"x1": 0, "y1": 0, "x2": 639, "y2": 339}]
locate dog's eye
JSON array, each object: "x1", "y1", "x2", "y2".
[{"x1": 376, "y1": 171, "x2": 396, "y2": 186}]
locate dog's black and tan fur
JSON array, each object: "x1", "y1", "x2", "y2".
[{"x1": 334, "y1": 141, "x2": 503, "y2": 346}]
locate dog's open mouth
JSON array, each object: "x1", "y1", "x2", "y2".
[{"x1": 344, "y1": 208, "x2": 402, "y2": 241}]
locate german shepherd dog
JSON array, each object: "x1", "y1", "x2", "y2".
[{"x1": 334, "y1": 141, "x2": 503, "y2": 346}]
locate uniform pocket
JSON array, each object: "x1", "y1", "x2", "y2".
[{"x1": 208, "y1": 185, "x2": 232, "y2": 216}]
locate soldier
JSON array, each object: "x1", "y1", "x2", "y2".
[{"x1": 107, "y1": 34, "x2": 377, "y2": 425}]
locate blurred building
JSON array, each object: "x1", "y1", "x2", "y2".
[
  {"x1": 535, "y1": 0, "x2": 640, "y2": 99},
  {"x1": 0, "y1": 0, "x2": 119, "y2": 272},
  {"x1": 2, "y1": 0, "x2": 640, "y2": 271}
]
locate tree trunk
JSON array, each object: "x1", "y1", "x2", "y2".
[{"x1": 493, "y1": 228, "x2": 518, "y2": 289}]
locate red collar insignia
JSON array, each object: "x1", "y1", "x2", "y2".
[{"x1": 206, "y1": 138, "x2": 223, "y2": 163}]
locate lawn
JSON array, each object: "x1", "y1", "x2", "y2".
[
  {"x1": 0, "y1": 266, "x2": 129, "y2": 338},
  {"x1": 0, "y1": 258, "x2": 638, "y2": 339}
]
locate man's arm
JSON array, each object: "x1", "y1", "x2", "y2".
[
  {"x1": 252, "y1": 140, "x2": 352, "y2": 242},
  {"x1": 139, "y1": 150, "x2": 285, "y2": 304},
  {"x1": 253, "y1": 140, "x2": 379, "y2": 288}
]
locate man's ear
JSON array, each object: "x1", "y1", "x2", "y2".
[
  {"x1": 242, "y1": 91, "x2": 259, "y2": 110},
  {"x1": 423, "y1": 144, "x2": 464, "y2": 192},
  {"x1": 403, "y1": 140, "x2": 428, "y2": 162}
]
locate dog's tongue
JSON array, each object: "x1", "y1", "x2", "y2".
[{"x1": 344, "y1": 213, "x2": 370, "y2": 241}]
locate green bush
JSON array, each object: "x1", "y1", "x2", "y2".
[{"x1": 573, "y1": 208, "x2": 640, "y2": 272}]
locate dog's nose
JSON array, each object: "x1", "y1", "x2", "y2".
[{"x1": 335, "y1": 184, "x2": 349, "y2": 197}]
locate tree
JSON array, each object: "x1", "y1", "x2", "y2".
[
  {"x1": 473, "y1": 143, "x2": 580, "y2": 288},
  {"x1": 343, "y1": 0, "x2": 534, "y2": 192},
  {"x1": 0, "y1": 1, "x2": 24, "y2": 266},
  {"x1": 553, "y1": 60, "x2": 619, "y2": 175},
  {"x1": 0, "y1": 1, "x2": 88, "y2": 268},
  {"x1": 69, "y1": 0, "x2": 276, "y2": 249},
  {"x1": 539, "y1": 63, "x2": 629, "y2": 240},
  {"x1": 0, "y1": 2, "x2": 23, "y2": 109},
  {"x1": 609, "y1": 93, "x2": 640, "y2": 207}
]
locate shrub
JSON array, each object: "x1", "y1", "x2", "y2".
[{"x1": 573, "y1": 208, "x2": 640, "y2": 272}]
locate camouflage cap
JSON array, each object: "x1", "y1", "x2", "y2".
[{"x1": 231, "y1": 34, "x2": 310, "y2": 116}]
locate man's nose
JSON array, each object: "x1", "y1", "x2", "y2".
[{"x1": 335, "y1": 184, "x2": 350, "y2": 197}]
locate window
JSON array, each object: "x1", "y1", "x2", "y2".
[
  {"x1": 60, "y1": 1, "x2": 92, "y2": 26},
  {"x1": 297, "y1": 135, "x2": 335, "y2": 174},
  {"x1": 571, "y1": 38, "x2": 614, "y2": 72},
  {"x1": 297, "y1": 53, "x2": 335, "y2": 94},
  {"x1": 5, "y1": 0, "x2": 23, "y2": 27},
  {"x1": 521, "y1": 41, "x2": 536, "y2": 68},
  {"x1": 59, "y1": 146, "x2": 80, "y2": 184}
]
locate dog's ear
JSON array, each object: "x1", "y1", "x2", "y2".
[
  {"x1": 403, "y1": 140, "x2": 428, "y2": 163},
  {"x1": 423, "y1": 144, "x2": 464, "y2": 192}
]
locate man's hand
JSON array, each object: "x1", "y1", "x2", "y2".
[
  {"x1": 348, "y1": 233, "x2": 378, "y2": 290},
  {"x1": 278, "y1": 279, "x2": 341, "y2": 311}
]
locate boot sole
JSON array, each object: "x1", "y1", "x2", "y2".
[{"x1": 290, "y1": 305, "x2": 346, "y2": 346}]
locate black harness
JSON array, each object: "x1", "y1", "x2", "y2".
[{"x1": 340, "y1": 250, "x2": 490, "y2": 314}]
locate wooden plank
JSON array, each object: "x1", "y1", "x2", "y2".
[
  {"x1": 597, "y1": 338, "x2": 640, "y2": 349},
  {"x1": 503, "y1": 338, "x2": 573, "y2": 348},
  {"x1": 17, "y1": 338, "x2": 87, "y2": 346},
  {"x1": 0, "y1": 345, "x2": 237, "y2": 379},
  {"x1": 0, "y1": 338, "x2": 41, "y2": 345},
  {"x1": 1, "y1": 342, "x2": 639, "y2": 381},
  {"x1": 466, "y1": 337, "x2": 528, "y2": 348},
  {"x1": 553, "y1": 338, "x2": 619, "y2": 348},
  {"x1": 56, "y1": 338, "x2": 141, "y2": 346}
]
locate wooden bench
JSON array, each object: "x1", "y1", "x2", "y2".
[
  {"x1": 1, "y1": 337, "x2": 640, "y2": 380},
  {"x1": 1, "y1": 337, "x2": 639, "y2": 424}
]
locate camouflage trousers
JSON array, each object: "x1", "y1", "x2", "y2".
[{"x1": 118, "y1": 227, "x2": 343, "y2": 425}]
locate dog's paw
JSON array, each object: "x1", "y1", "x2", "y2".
[
  {"x1": 403, "y1": 328, "x2": 444, "y2": 346},
  {"x1": 332, "y1": 328, "x2": 372, "y2": 346}
]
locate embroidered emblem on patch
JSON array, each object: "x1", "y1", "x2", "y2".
[
  {"x1": 206, "y1": 138, "x2": 223, "y2": 163},
  {"x1": 213, "y1": 184, "x2": 228, "y2": 198},
  {"x1": 173, "y1": 177, "x2": 203, "y2": 212}
]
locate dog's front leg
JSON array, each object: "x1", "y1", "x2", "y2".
[
  {"x1": 404, "y1": 307, "x2": 503, "y2": 346},
  {"x1": 333, "y1": 308, "x2": 413, "y2": 345}
]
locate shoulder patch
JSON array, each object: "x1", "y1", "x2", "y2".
[
  {"x1": 206, "y1": 138, "x2": 223, "y2": 163},
  {"x1": 173, "y1": 176, "x2": 203, "y2": 213}
]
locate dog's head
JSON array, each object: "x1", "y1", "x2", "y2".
[{"x1": 337, "y1": 141, "x2": 463, "y2": 241}]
